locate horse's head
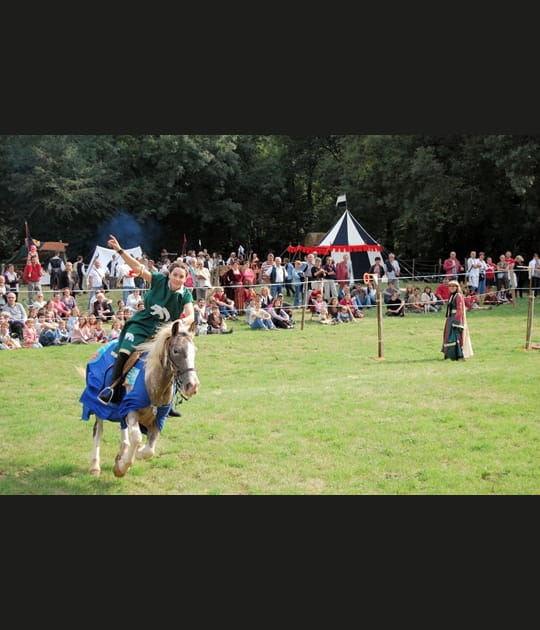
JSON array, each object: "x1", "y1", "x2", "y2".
[{"x1": 169, "y1": 320, "x2": 200, "y2": 398}]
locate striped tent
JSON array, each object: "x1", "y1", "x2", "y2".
[{"x1": 288, "y1": 195, "x2": 383, "y2": 282}]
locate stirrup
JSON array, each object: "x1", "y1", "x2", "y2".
[{"x1": 98, "y1": 386, "x2": 115, "y2": 405}]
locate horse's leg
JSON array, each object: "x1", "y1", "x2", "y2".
[
  {"x1": 114, "y1": 412, "x2": 142, "y2": 477},
  {"x1": 89, "y1": 418, "x2": 103, "y2": 476},
  {"x1": 136, "y1": 423, "x2": 159, "y2": 460}
]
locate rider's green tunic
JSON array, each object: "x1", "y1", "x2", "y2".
[{"x1": 115, "y1": 272, "x2": 193, "y2": 355}]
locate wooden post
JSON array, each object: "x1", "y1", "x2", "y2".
[
  {"x1": 300, "y1": 276, "x2": 309, "y2": 331},
  {"x1": 525, "y1": 269, "x2": 535, "y2": 350},
  {"x1": 373, "y1": 275, "x2": 385, "y2": 361}
]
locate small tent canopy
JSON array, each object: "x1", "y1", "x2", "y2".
[{"x1": 287, "y1": 195, "x2": 383, "y2": 282}]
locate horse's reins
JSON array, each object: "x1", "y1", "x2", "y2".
[{"x1": 170, "y1": 332, "x2": 197, "y2": 404}]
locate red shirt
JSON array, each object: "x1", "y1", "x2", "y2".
[{"x1": 436, "y1": 284, "x2": 451, "y2": 301}]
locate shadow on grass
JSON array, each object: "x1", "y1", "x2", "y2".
[{"x1": 1, "y1": 460, "x2": 123, "y2": 495}]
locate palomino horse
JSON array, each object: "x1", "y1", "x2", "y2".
[{"x1": 80, "y1": 321, "x2": 199, "y2": 477}]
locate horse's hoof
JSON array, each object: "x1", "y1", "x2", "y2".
[
  {"x1": 136, "y1": 446, "x2": 154, "y2": 460},
  {"x1": 113, "y1": 463, "x2": 126, "y2": 478},
  {"x1": 89, "y1": 467, "x2": 101, "y2": 477}
]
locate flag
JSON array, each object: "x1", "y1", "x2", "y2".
[
  {"x1": 336, "y1": 194, "x2": 347, "y2": 210},
  {"x1": 25, "y1": 221, "x2": 42, "y2": 250},
  {"x1": 181, "y1": 234, "x2": 187, "y2": 257}
]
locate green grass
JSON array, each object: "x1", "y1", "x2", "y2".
[{"x1": 1, "y1": 296, "x2": 539, "y2": 494}]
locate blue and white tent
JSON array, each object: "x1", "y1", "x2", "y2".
[{"x1": 317, "y1": 196, "x2": 383, "y2": 282}]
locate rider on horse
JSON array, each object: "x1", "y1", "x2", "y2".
[{"x1": 98, "y1": 235, "x2": 195, "y2": 406}]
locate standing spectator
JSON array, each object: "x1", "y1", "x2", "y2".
[
  {"x1": 224, "y1": 259, "x2": 245, "y2": 311},
  {"x1": 74, "y1": 255, "x2": 86, "y2": 294},
  {"x1": 291, "y1": 259, "x2": 305, "y2": 310},
  {"x1": 466, "y1": 250, "x2": 482, "y2": 295},
  {"x1": 59, "y1": 261, "x2": 79, "y2": 292},
  {"x1": 3, "y1": 263, "x2": 21, "y2": 299},
  {"x1": 269, "y1": 256, "x2": 286, "y2": 299},
  {"x1": 194, "y1": 258, "x2": 212, "y2": 302},
  {"x1": 442, "y1": 280, "x2": 473, "y2": 361},
  {"x1": 107, "y1": 253, "x2": 120, "y2": 290},
  {"x1": 322, "y1": 256, "x2": 339, "y2": 301},
  {"x1": 0, "y1": 275, "x2": 6, "y2": 307},
  {"x1": 477, "y1": 252, "x2": 488, "y2": 301},
  {"x1": 336, "y1": 253, "x2": 354, "y2": 294},
  {"x1": 495, "y1": 254, "x2": 509, "y2": 292},
  {"x1": 86, "y1": 259, "x2": 106, "y2": 309},
  {"x1": 282, "y1": 257, "x2": 295, "y2": 298},
  {"x1": 443, "y1": 251, "x2": 464, "y2": 281},
  {"x1": 117, "y1": 258, "x2": 136, "y2": 305},
  {"x1": 22, "y1": 246, "x2": 43, "y2": 305},
  {"x1": 485, "y1": 255, "x2": 497, "y2": 289},
  {"x1": 47, "y1": 252, "x2": 65, "y2": 291},
  {"x1": 260, "y1": 253, "x2": 275, "y2": 284},
  {"x1": 368, "y1": 256, "x2": 386, "y2": 281},
  {"x1": 384, "y1": 253, "x2": 401, "y2": 290},
  {"x1": 528, "y1": 252, "x2": 540, "y2": 295},
  {"x1": 513, "y1": 255, "x2": 527, "y2": 298}
]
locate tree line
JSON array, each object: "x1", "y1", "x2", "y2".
[{"x1": 0, "y1": 134, "x2": 538, "y2": 264}]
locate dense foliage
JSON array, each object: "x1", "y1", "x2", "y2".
[{"x1": 1, "y1": 134, "x2": 539, "y2": 263}]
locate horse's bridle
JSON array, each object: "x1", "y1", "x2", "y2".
[{"x1": 169, "y1": 332, "x2": 197, "y2": 402}]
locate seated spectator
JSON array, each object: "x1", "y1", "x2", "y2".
[
  {"x1": 92, "y1": 292, "x2": 114, "y2": 322},
  {"x1": 484, "y1": 286, "x2": 502, "y2": 306},
  {"x1": 70, "y1": 315, "x2": 93, "y2": 344},
  {"x1": 67, "y1": 306, "x2": 81, "y2": 334},
  {"x1": 312, "y1": 293, "x2": 328, "y2": 317},
  {"x1": 108, "y1": 319, "x2": 123, "y2": 341},
  {"x1": 258, "y1": 285, "x2": 274, "y2": 309},
  {"x1": 405, "y1": 286, "x2": 424, "y2": 313},
  {"x1": 383, "y1": 281, "x2": 399, "y2": 304},
  {"x1": 31, "y1": 291, "x2": 47, "y2": 311},
  {"x1": 126, "y1": 288, "x2": 143, "y2": 313},
  {"x1": 52, "y1": 292, "x2": 71, "y2": 319},
  {"x1": 339, "y1": 288, "x2": 364, "y2": 319},
  {"x1": 0, "y1": 319, "x2": 21, "y2": 349},
  {"x1": 55, "y1": 319, "x2": 71, "y2": 344},
  {"x1": 36, "y1": 310, "x2": 60, "y2": 347},
  {"x1": 337, "y1": 304, "x2": 353, "y2": 323},
  {"x1": 435, "y1": 277, "x2": 451, "y2": 305},
  {"x1": 421, "y1": 286, "x2": 440, "y2": 312},
  {"x1": 267, "y1": 295, "x2": 295, "y2": 328},
  {"x1": 43, "y1": 300, "x2": 61, "y2": 325},
  {"x1": 386, "y1": 291, "x2": 405, "y2": 317},
  {"x1": 60, "y1": 287, "x2": 77, "y2": 313},
  {"x1": 193, "y1": 298, "x2": 208, "y2": 326},
  {"x1": 326, "y1": 296, "x2": 340, "y2": 323},
  {"x1": 351, "y1": 281, "x2": 375, "y2": 309},
  {"x1": 206, "y1": 305, "x2": 234, "y2": 334},
  {"x1": 248, "y1": 298, "x2": 277, "y2": 330},
  {"x1": 93, "y1": 318, "x2": 108, "y2": 343},
  {"x1": 22, "y1": 317, "x2": 43, "y2": 348},
  {"x1": 212, "y1": 286, "x2": 238, "y2": 319},
  {"x1": 1, "y1": 292, "x2": 28, "y2": 340},
  {"x1": 0, "y1": 275, "x2": 6, "y2": 307},
  {"x1": 244, "y1": 297, "x2": 256, "y2": 325}
]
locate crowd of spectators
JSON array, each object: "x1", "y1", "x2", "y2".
[{"x1": 2, "y1": 244, "x2": 540, "y2": 349}]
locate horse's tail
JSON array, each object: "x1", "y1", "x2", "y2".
[{"x1": 75, "y1": 366, "x2": 86, "y2": 379}]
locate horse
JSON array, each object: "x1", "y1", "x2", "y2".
[{"x1": 79, "y1": 320, "x2": 200, "y2": 478}]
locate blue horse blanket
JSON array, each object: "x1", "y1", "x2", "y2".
[{"x1": 79, "y1": 340, "x2": 172, "y2": 432}]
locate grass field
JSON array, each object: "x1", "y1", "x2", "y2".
[{"x1": 1, "y1": 295, "x2": 539, "y2": 495}]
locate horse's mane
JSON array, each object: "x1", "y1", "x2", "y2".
[{"x1": 136, "y1": 321, "x2": 193, "y2": 376}]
